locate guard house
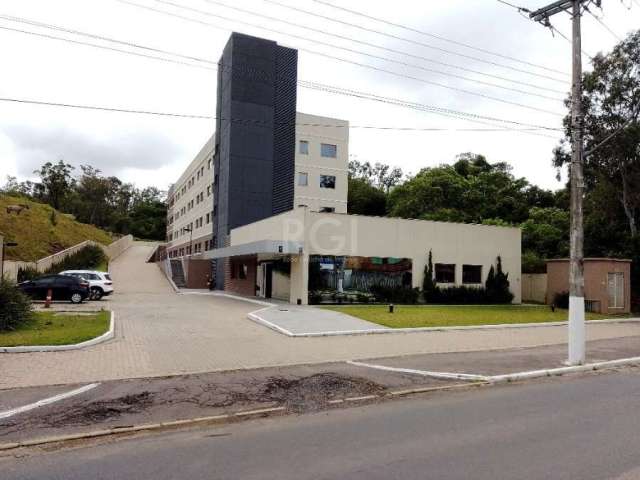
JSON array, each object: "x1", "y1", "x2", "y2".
[{"x1": 546, "y1": 258, "x2": 632, "y2": 314}]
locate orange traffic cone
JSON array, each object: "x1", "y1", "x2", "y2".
[{"x1": 45, "y1": 288, "x2": 52, "y2": 308}]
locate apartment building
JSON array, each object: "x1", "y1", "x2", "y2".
[
  {"x1": 294, "y1": 112, "x2": 348, "y2": 214},
  {"x1": 166, "y1": 112, "x2": 349, "y2": 259},
  {"x1": 166, "y1": 137, "x2": 215, "y2": 258}
]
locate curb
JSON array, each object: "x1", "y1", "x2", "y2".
[
  {"x1": 248, "y1": 307, "x2": 640, "y2": 337},
  {"x1": 0, "y1": 383, "x2": 482, "y2": 452},
  {"x1": 350, "y1": 355, "x2": 640, "y2": 384},
  {"x1": 489, "y1": 356, "x2": 640, "y2": 384},
  {"x1": 0, "y1": 311, "x2": 115, "y2": 353}
]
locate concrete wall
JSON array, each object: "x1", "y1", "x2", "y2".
[
  {"x1": 294, "y1": 112, "x2": 349, "y2": 213},
  {"x1": 1, "y1": 236, "x2": 133, "y2": 282},
  {"x1": 547, "y1": 259, "x2": 631, "y2": 314},
  {"x1": 229, "y1": 209, "x2": 522, "y2": 304},
  {"x1": 522, "y1": 273, "x2": 547, "y2": 304},
  {"x1": 105, "y1": 235, "x2": 133, "y2": 261},
  {"x1": 272, "y1": 270, "x2": 291, "y2": 301},
  {"x1": 231, "y1": 208, "x2": 306, "y2": 245},
  {"x1": 301, "y1": 212, "x2": 522, "y2": 303}
]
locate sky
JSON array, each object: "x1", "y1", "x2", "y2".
[{"x1": 0, "y1": 0, "x2": 638, "y2": 192}]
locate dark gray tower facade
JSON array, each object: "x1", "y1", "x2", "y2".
[{"x1": 212, "y1": 33, "x2": 298, "y2": 289}]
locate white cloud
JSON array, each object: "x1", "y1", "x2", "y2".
[{"x1": 0, "y1": 0, "x2": 637, "y2": 191}]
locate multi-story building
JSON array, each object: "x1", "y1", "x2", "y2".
[
  {"x1": 164, "y1": 32, "x2": 521, "y2": 303},
  {"x1": 165, "y1": 137, "x2": 215, "y2": 259},
  {"x1": 166, "y1": 111, "x2": 349, "y2": 262}
]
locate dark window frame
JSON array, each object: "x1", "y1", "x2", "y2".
[
  {"x1": 435, "y1": 263, "x2": 456, "y2": 284},
  {"x1": 462, "y1": 265, "x2": 483, "y2": 285},
  {"x1": 320, "y1": 175, "x2": 336, "y2": 189}
]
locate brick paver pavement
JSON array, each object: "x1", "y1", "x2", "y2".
[{"x1": 2, "y1": 242, "x2": 640, "y2": 389}]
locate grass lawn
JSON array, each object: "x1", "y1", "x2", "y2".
[
  {"x1": 323, "y1": 305, "x2": 620, "y2": 329},
  {"x1": 0, "y1": 310, "x2": 110, "y2": 347}
]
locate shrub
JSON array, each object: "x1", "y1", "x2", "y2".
[
  {"x1": 553, "y1": 291, "x2": 569, "y2": 309},
  {"x1": 17, "y1": 265, "x2": 39, "y2": 283},
  {"x1": 45, "y1": 245, "x2": 107, "y2": 274},
  {"x1": 432, "y1": 286, "x2": 491, "y2": 304},
  {"x1": 370, "y1": 284, "x2": 421, "y2": 304},
  {"x1": 485, "y1": 256, "x2": 514, "y2": 304},
  {"x1": 422, "y1": 249, "x2": 438, "y2": 303},
  {"x1": 0, "y1": 279, "x2": 33, "y2": 331}
]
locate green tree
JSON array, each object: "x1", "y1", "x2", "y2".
[
  {"x1": 33, "y1": 160, "x2": 75, "y2": 210},
  {"x1": 347, "y1": 177, "x2": 387, "y2": 216},
  {"x1": 555, "y1": 30, "x2": 640, "y2": 237},
  {"x1": 422, "y1": 249, "x2": 438, "y2": 302}
]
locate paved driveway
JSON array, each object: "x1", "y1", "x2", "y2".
[{"x1": 2, "y1": 242, "x2": 640, "y2": 389}]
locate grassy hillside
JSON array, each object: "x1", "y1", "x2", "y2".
[{"x1": 0, "y1": 195, "x2": 113, "y2": 261}]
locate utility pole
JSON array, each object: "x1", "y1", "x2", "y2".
[{"x1": 530, "y1": 0, "x2": 597, "y2": 365}]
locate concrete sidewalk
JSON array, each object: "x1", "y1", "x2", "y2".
[
  {"x1": 253, "y1": 305, "x2": 388, "y2": 335},
  {"x1": 3, "y1": 336, "x2": 640, "y2": 447},
  {"x1": 351, "y1": 335, "x2": 640, "y2": 377},
  {"x1": 3, "y1": 243, "x2": 640, "y2": 390}
]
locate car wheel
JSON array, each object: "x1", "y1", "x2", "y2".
[
  {"x1": 70, "y1": 292, "x2": 83, "y2": 304},
  {"x1": 90, "y1": 287, "x2": 103, "y2": 300}
]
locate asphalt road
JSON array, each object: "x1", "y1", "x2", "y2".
[{"x1": 5, "y1": 369, "x2": 640, "y2": 480}]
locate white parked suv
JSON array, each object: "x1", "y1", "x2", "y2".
[{"x1": 60, "y1": 270, "x2": 114, "y2": 300}]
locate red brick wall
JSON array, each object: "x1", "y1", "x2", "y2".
[
  {"x1": 185, "y1": 259, "x2": 213, "y2": 289},
  {"x1": 224, "y1": 255, "x2": 258, "y2": 297}
]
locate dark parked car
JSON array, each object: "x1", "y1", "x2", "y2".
[{"x1": 17, "y1": 274, "x2": 90, "y2": 304}]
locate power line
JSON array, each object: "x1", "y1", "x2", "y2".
[
  {"x1": 496, "y1": 0, "x2": 594, "y2": 60},
  {"x1": 313, "y1": 0, "x2": 568, "y2": 77},
  {"x1": 264, "y1": 0, "x2": 569, "y2": 82},
  {"x1": 136, "y1": 0, "x2": 564, "y2": 115},
  {"x1": 0, "y1": 96, "x2": 560, "y2": 134},
  {"x1": 199, "y1": 0, "x2": 565, "y2": 96},
  {"x1": 0, "y1": 24, "x2": 215, "y2": 71},
  {"x1": 0, "y1": 17, "x2": 562, "y2": 133},
  {"x1": 299, "y1": 82, "x2": 560, "y2": 138},
  {"x1": 2, "y1": 9, "x2": 566, "y2": 101},
  {"x1": 0, "y1": 13, "x2": 216, "y2": 67},
  {"x1": 584, "y1": 6, "x2": 624, "y2": 41}
]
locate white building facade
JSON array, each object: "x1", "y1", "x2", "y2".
[{"x1": 166, "y1": 113, "x2": 349, "y2": 259}]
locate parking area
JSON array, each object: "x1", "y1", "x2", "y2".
[{"x1": 2, "y1": 242, "x2": 640, "y2": 390}]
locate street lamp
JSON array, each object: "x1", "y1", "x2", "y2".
[
  {"x1": 183, "y1": 226, "x2": 193, "y2": 257},
  {"x1": 0, "y1": 241, "x2": 18, "y2": 281}
]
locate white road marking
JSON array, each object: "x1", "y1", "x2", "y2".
[
  {"x1": 347, "y1": 360, "x2": 488, "y2": 381},
  {"x1": 0, "y1": 383, "x2": 100, "y2": 420}
]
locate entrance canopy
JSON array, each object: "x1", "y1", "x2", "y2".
[{"x1": 201, "y1": 240, "x2": 304, "y2": 260}]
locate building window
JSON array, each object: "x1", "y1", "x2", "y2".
[
  {"x1": 299, "y1": 140, "x2": 309, "y2": 155},
  {"x1": 320, "y1": 175, "x2": 336, "y2": 189},
  {"x1": 206, "y1": 213, "x2": 210, "y2": 224},
  {"x1": 207, "y1": 185, "x2": 211, "y2": 196},
  {"x1": 462, "y1": 265, "x2": 482, "y2": 284},
  {"x1": 298, "y1": 172, "x2": 308, "y2": 186},
  {"x1": 208, "y1": 158, "x2": 212, "y2": 169},
  {"x1": 321, "y1": 143, "x2": 337, "y2": 158},
  {"x1": 239, "y1": 264, "x2": 248, "y2": 279},
  {"x1": 435, "y1": 264, "x2": 456, "y2": 283},
  {"x1": 319, "y1": 207, "x2": 335, "y2": 213}
]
